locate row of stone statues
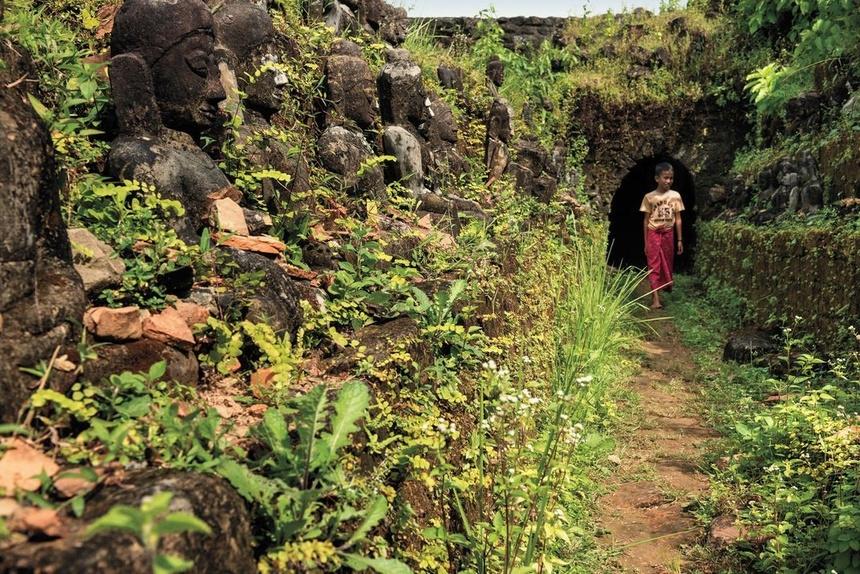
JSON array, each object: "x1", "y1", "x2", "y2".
[{"x1": 1, "y1": 0, "x2": 561, "y2": 424}]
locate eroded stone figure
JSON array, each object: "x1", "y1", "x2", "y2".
[
  {"x1": 108, "y1": 0, "x2": 302, "y2": 338},
  {"x1": 208, "y1": 0, "x2": 311, "y2": 210},
  {"x1": 0, "y1": 41, "x2": 86, "y2": 422},
  {"x1": 107, "y1": 0, "x2": 230, "y2": 239}
]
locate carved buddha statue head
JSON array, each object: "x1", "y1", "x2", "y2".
[{"x1": 111, "y1": 0, "x2": 226, "y2": 134}]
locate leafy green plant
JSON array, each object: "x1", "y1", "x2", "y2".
[
  {"x1": 86, "y1": 491, "x2": 212, "y2": 574},
  {"x1": 738, "y1": 0, "x2": 860, "y2": 115},
  {"x1": 217, "y1": 381, "x2": 409, "y2": 572},
  {"x1": 395, "y1": 279, "x2": 488, "y2": 389},
  {"x1": 3, "y1": 1, "x2": 111, "y2": 173},
  {"x1": 70, "y1": 176, "x2": 199, "y2": 309},
  {"x1": 29, "y1": 361, "x2": 229, "y2": 469},
  {"x1": 326, "y1": 221, "x2": 418, "y2": 331},
  {"x1": 439, "y1": 230, "x2": 644, "y2": 573},
  {"x1": 674, "y1": 272, "x2": 860, "y2": 574},
  {"x1": 197, "y1": 319, "x2": 305, "y2": 395}
]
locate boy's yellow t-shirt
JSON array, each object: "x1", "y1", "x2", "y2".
[{"x1": 640, "y1": 190, "x2": 685, "y2": 230}]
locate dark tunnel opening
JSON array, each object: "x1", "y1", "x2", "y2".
[{"x1": 607, "y1": 156, "x2": 697, "y2": 271}]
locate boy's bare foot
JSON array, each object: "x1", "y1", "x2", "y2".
[
  {"x1": 650, "y1": 293, "x2": 662, "y2": 310},
  {"x1": 650, "y1": 302, "x2": 663, "y2": 310}
]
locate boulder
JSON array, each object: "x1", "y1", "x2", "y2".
[
  {"x1": 486, "y1": 98, "x2": 513, "y2": 144},
  {"x1": 302, "y1": 239, "x2": 337, "y2": 270},
  {"x1": 486, "y1": 139, "x2": 510, "y2": 183},
  {"x1": 723, "y1": 329, "x2": 778, "y2": 363},
  {"x1": 427, "y1": 93, "x2": 458, "y2": 144},
  {"x1": 68, "y1": 228, "x2": 126, "y2": 296},
  {"x1": 325, "y1": 43, "x2": 378, "y2": 129},
  {"x1": 323, "y1": 1, "x2": 358, "y2": 36},
  {"x1": 81, "y1": 339, "x2": 199, "y2": 386},
  {"x1": 211, "y1": 197, "x2": 249, "y2": 236},
  {"x1": 0, "y1": 469, "x2": 256, "y2": 574},
  {"x1": 173, "y1": 301, "x2": 210, "y2": 329},
  {"x1": 507, "y1": 138, "x2": 559, "y2": 202},
  {"x1": 0, "y1": 41, "x2": 86, "y2": 423},
  {"x1": 83, "y1": 306, "x2": 143, "y2": 342},
  {"x1": 223, "y1": 247, "x2": 303, "y2": 339},
  {"x1": 437, "y1": 66, "x2": 463, "y2": 92},
  {"x1": 242, "y1": 208, "x2": 273, "y2": 235},
  {"x1": 801, "y1": 182, "x2": 823, "y2": 211},
  {"x1": 142, "y1": 307, "x2": 196, "y2": 349},
  {"x1": 486, "y1": 55, "x2": 505, "y2": 87},
  {"x1": 317, "y1": 126, "x2": 385, "y2": 196},
  {"x1": 533, "y1": 173, "x2": 559, "y2": 203},
  {"x1": 383, "y1": 125, "x2": 424, "y2": 193},
  {"x1": 485, "y1": 99, "x2": 514, "y2": 181},
  {"x1": 325, "y1": 316, "x2": 432, "y2": 377},
  {"x1": 341, "y1": 0, "x2": 408, "y2": 44},
  {"x1": 208, "y1": 0, "x2": 296, "y2": 117},
  {"x1": 329, "y1": 38, "x2": 362, "y2": 57},
  {"x1": 106, "y1": 0, "x2": 234, "y2": 241}
]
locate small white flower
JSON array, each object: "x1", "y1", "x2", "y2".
[{"x1": 576, "y1": 375, "x2": 594, "y2": 384}]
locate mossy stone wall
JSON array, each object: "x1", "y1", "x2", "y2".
[{"x1": 696, "y1": 221, "x2": 860, "y2": 344}]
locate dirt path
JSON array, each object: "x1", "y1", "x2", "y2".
[{"x1": 597, "y1": 309, "x2": 717, "y2": 573}]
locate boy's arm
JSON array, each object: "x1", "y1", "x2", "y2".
[
  {"x1": 643, "y1": 213, "x2": 649, "y2": 250},
  {"x1": 674, "y1": 212, "x2": 683, "y2": 255}
]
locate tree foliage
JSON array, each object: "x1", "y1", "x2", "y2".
[{"x1": 739, "y1": 0, "x2": 860, "y2": 114}]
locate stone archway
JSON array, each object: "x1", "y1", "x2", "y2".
[{"x1": 607, "y1": 155, "x2": 696, "y2": 270}]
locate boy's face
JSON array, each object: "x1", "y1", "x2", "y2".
[{"x1": 655, "y1": 169, "x2": 674, "y2": 191}]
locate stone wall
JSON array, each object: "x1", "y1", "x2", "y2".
[
  {"x1": 696, "y1": 221, "x2": 860, "y2": 345},
  {"x1": 408, "y1": 16, "x2": 568, "y2": 51}
]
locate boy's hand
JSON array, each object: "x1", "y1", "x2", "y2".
[{"x1": 676, "y1": 240, "x2": 683, "y2": 255}]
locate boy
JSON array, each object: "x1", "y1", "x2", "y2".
[{"x1": 640, "y1": 162, "x2": 684, "y2": 310}]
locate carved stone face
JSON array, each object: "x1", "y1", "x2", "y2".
[
  {"x1": 151, "y1": 32, "x2": 226, "y2": 130},
  {"x1": 210, "y1": 0, "x2": 285, "y2": 115},
  {"x1": 111, "y1": 0, "x2": 226, "y2": 132}
]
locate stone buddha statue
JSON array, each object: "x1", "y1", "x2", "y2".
[
  {"x1": 207, "y1": 0, "x2": 310, "y2": 210},
  {"x1": 108, "y1": 0, "x2": 303, "y2": 338},
  {"x1": 107, "y1": 0, "x2": 231, "y2": 240}
]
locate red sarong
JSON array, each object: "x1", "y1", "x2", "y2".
[{"x1": 645, "y1": 227, "x2": 675, "y2": 292}]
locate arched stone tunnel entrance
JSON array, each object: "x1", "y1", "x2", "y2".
[{"x1": 607, "y1": 156, "x2": 696, "y2": 270}]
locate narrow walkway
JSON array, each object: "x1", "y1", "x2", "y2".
[{"x1": 598, "y1": 311, "x2": 717, "y2": 573}]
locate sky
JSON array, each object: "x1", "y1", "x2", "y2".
[{"x1": 403, "y1": 0, "x2": 666, "y2": 18}]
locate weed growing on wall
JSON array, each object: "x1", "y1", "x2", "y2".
[{"x1": 738, "y1": 0, "x2": 860, "y2": 116}]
